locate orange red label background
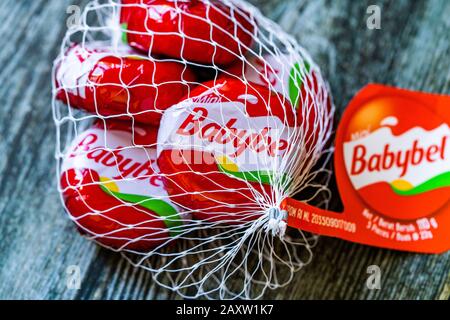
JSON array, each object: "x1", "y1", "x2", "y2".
[{"x1": 284, "y1": 84, "x2": 450, "y2": 253}]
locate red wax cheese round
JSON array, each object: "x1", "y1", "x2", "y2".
[
  {"x1": 341, "y1": 91, "x2": 450, "y2": 220},
  {"x1": 60, "y1": 120, "x2": 186, "y2": 251},
  {"x1": 55, "y1": 42, "x2": 196, "y2": 125},
  {"x1": 225, "y1": 53, "x2": 333, "y2": 153},
  {"x1": 157, "y1": 78, "x2": 295, "y2": 223},
  {"x1": 120, "y1": 0, "x2": 255, "y2": 65}
]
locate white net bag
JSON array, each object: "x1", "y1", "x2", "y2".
[{"x1": 52, "y1": 0, "x2": 335, "y2": 299}]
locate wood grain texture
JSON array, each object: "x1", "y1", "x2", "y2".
[{"x1": 0, "y1": 0, "x2": 448, "y2": 300}]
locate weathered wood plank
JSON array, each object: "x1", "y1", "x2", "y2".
[
  {"x1": 0, "y1": 0, "x2": 448, "y2": 300},
  {"x1": 0, "y1": 0, "x2": 99, "y2": 300}
]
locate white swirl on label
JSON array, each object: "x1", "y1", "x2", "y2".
[{"x1": 380, "y1": 116, "x2": 398, "y2": 127}]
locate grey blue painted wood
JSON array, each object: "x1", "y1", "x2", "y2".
[{"x1": 0, "y1": 0, "x2": 448, "y2": 300}]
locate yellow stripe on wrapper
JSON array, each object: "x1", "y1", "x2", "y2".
[
  {"x1": 98, "y1": 176, "x2": 182, "y2": 237},
  {"x1": 216, "y1": 155, "x2": 240, "y2": 172},
  {"x1": 391, "y1": 179, "x2": 414, "y2": 192},
  {"x1": 100, "y1": 176, "x2": 120, "y2": 193}
]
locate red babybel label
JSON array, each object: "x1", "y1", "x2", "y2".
[
  {"x1": 343, "y1": 92, "x2": 449, "y2": 221},
  {"x1": 283, "y1": 84, "x2": 450, "y2": 253}
]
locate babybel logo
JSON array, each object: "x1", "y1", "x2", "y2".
[
  {"x1": 342, "y1": 94, "x2": 450, "y2": 221},
  {"x1": 349, "y1": 135, "x2": 448, "y2": 177},
  {"x1": 68, "y1": 131, "x2": 162, "y2": 188},
  {"x1": 175, "y1": 106, "x2": 289, "y2": 158}
]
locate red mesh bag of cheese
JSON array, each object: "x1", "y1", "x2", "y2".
[{"x1": 53, "y1": 0, "x2": 334, "y2": 300}]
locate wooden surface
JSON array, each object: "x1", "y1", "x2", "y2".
[{"x1": 0, "y1": 0, "x2": 449, "y2": 300}]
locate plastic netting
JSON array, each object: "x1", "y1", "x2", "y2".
[{"x1": 52, "y1": 0, "x2": 334, "y2": 299}]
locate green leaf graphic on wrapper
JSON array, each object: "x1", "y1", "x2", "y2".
[
  {"x1": 216, "y1": 155, "x2": 291, "y2": 187},
  {"x1": 289, "y1": 61, "x2": 311, "y2": 108},
  {"x1": 121, "y1": 23, "x2": 128, "y2": 44},
  {"x1": 391, "y1": 171, "x2": 450, "y2": 196},
  {"x1": 99, "y1": 181, "x2": 183, "y2": 238}
]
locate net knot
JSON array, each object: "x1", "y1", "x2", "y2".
[{"x1": 265, "y1": 207, "x2": 288, "y2": 238}]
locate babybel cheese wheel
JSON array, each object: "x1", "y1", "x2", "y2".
[
  {"x1": 55, "y1": 42, "x2": 196, "y2": 125},
  {"x1": 225, "y1": 53, "x2": 333, "y2": 152},
  {"x1": 226, "y1": 54, "x2": 308, "y2": 103},
  {"x1": 120, "y1": 0, "x2": 255, "y2": 65},
  {"x1": 60, "y1": 120, "x2": 186, "y2": 251},
  {"x1": 157, "y1": 79, "x2": 295, "y2": 223}
]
